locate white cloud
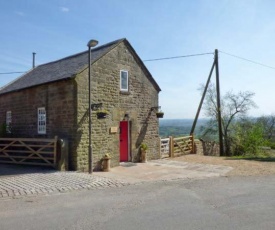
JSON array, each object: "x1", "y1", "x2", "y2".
[{"x1": 60, "y1": 7, "x2": 69, "y2": 12}]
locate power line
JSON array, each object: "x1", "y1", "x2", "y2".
[
  {"x1": 0, "y1": 71, "x2": 26, "y2": 75},
  {"x1": 3, "y1": 50, "x2": 275, "y2": 73},
  {"x1": 219, "y1": 50, "x2": 275, "y2": 70},
  {"x1": 143, "y1": 52, "x2": 214, "y2": 62}
]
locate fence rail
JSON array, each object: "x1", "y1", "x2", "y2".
[
  {"x1": 0, "y1": 137, "x2": 58, "y2": 168},
  {"x1": 160, "y1": 135, "x2": 194, "y2": 158}
]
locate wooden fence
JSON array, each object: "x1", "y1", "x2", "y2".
[
  {"x1": 160, "y1": 135, "x2": 195, "y2": 158},
  {"x1": 0, "y1": 137, "x2": 58, "y2": 168}
]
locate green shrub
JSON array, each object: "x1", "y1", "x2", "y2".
[
  {"x1": 140, "y1": 143, "x2": 148, "y2": 151},
  {"x1": 232, "y1": 123, "x2": 268, "y2": 156}
]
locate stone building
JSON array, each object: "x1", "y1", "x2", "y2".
[{"x1": 0, "y1": 38, "x2": 161, "y2": 171}]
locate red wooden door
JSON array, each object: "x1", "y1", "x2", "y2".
[{"x1": 120, "y1": 121, "x2": 128, "y2": 162}]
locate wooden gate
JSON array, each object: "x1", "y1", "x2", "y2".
[
  {"x1": 160, "y1": 135, "x2": 195, "y2": 158},
  {"x1": 172, "y1": 135, "x2": 194, "y2": 157},
  {"x1": 0, "y1": 137, "x2": 58, "y2": 168},
  {"x1": 160, "y1": 137, "x2": 170, "y2": 158}
]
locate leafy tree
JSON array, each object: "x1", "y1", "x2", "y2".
[
  {"x1": 256, "y1": 115, "x2": 275, "y2": 140},
  {"x1": 231, "y1": 119, "x2": 267, "y2": 155},
  {"x1": 200, "y1": 83, "x2": 257, "y2": 156}
]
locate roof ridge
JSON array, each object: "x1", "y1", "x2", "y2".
[{"x1": 37, "y1": 38, "x2": 126, "y2": 68}]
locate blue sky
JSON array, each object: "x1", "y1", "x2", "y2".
[{"x1": 1, "y1": 0, "x2": 275, "y2": 118}]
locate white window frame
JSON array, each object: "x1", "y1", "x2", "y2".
[
  {"x1": 6, "y1": 111, "x2": 12, "y2": 133},
  {"x1": 120, "y1": 70, "x2": 129, "y2": 92},
  {"x1": 38, "y1": 107, "x2": 46, "y2": 134}
]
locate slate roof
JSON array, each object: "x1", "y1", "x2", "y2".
[
  {"x1": 0, "y1": 38, "x2": 160, "y2": 95},
  {"x1": 0, "y1": 39, "x2": 122, "y2": 95}
]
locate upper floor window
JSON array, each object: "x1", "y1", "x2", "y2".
[
  {"x1": 120, "y1": 70, "x2": 129, "y2": 92},
  {"x1": 6, "y1": 111, "x2": 12, "y2": 133},
  {"x1": 38, "y1": 107, "x2": 46, "y2": 134}
]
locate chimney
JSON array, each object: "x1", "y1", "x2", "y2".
[{"x1": 32, "y1": 52, "x2": 36, "y2": 68}]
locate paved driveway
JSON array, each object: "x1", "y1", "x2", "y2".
[
  {"x1": 0, "y1": 164, "x2": 128, "y2": 199},
  {"x1": 0, "y1": 159, "x2": 233, "y2": 199},
  {"x1": 96, "y1": 159, "x2": 233, "y2": 183}
]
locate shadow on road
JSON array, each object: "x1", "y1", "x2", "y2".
[
  {"x1": 0, "y1": 163, "x2": 56, "y2": 177},
  {"x1": 226, "y1": 157, "x2": 275, "y2": 162}
]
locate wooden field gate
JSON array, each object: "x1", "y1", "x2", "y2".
[
  {"x1": 160, "y1": 135, "x2": 195, "y2": 158},
  {"x1": 0, "y1": 137, "x2": 58, "y2": 168}
]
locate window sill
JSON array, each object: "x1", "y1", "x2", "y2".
[{"x1": 120, "y1": 91, "x2": 130, "y2": 95}]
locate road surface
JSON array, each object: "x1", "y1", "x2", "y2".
[{"x1": 0, "y1": 175, "x2": 274, "y2": 230}]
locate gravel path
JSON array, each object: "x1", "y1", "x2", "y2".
[{"x1": 171, "y1": 155, "x2": 275, "y2": 176}]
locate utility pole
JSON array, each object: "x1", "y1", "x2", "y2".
[
  {"x1": 190, "y1": 49, "x2": 224, "y2": 156},
  {"x1": 214, "y1": 49, "x2": 224, "y2": 156},
  {"x1": 190, "y1": 60, "x2": 215, "y2": 135}
]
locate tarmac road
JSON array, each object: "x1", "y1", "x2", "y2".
[{"x1": 0, "y1": 175, "x2": 274, "y2": 230}]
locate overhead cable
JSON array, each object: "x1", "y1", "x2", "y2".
[
  {"x1": 3, "y1": 51, "x2": 275, "y2": 73},
  {"x1": 0, "y1": 71, "x2": 26, "y2": 75},
  {"x1": 219, "y1": 50, "x2": 275, "y2": 70},
  {"x1": 143, "y1": 52, "x2": 214, "y2": 62}
]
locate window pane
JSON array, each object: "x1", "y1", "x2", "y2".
[
  {"x1": 6, "y1": 111, "x2": 12, "y2": 133},
  {"x1": 38, "y1": 107, "x2": 46, "y2": 134},
  {"x1": 121, "y1": 71, "x2": 128, "y2": 91}
]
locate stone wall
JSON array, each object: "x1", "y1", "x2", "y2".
[
  {"x1": 195, "y1": 139, "x2": 220, "y2": 156},
  {"x1": 194, "y1": 139, "x2": 204, "y2": 155},
  {"x1": 74, "y1": 41, "x2": 160, "y2": 171},
  {"x1": 0, "y1": 80, "x2": 76, "y2": 138},
  {"x1": 0, "y1": 80, "x2": 77, "y2": 166}
]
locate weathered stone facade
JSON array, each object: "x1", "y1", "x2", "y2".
[
  {"x1": 0, "y1": 80, "x2": 76, "y2": 140},
  {"x1": 74, "y1": 42, "x2": 160, "y2": 171},
  {"x1": 0, "y1": 40, "x2": 161, "y2": 171}
]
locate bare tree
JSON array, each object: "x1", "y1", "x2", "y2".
[{"x1": 200, "y1": 83, "x2": 257, "y2": 155}]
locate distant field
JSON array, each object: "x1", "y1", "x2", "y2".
[{"x1": 159, "y1": 119, "x2": 208, "y2": 138}]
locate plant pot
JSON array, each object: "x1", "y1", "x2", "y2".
[
  {"x1": 156, "y1": 113, "x2": 164, "y2": 118},
  {"x1": 102, "y1": 157, "x2": 111, "y2": 172},
  {"x1": 141, "y1": 150, "x2": 147, "y2": 163},
  {"x1": 97, "y1": 112, "x2": 107, "y2": 119}
]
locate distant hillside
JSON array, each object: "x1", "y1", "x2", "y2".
[{"x1": 159, "y1": 119, "x2": 208, "y2": 138}]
